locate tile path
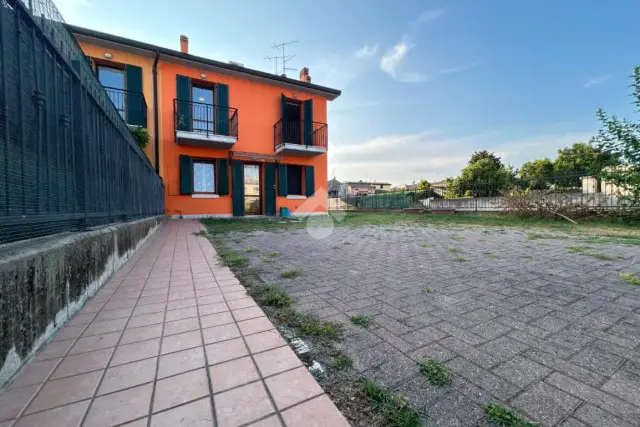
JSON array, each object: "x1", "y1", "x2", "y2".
[
  {"x1": 223, "y1": 225, "x2": 640, "y2": 427},
  {"x1": 0, "y1": 220, "x2": 349, "y2": 427}
]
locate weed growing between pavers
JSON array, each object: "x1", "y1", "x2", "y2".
[
  {"x1": 417, "y1": 358, "x2": 453, "y2": 386},
  {"x1": 280, "y1": 268, "x2": 301, "y2": 279},
  {"x1": 527, "y1": 233, "x2": 569, "y2": 241},
  {"x1": 484, "y1": 252, "x2": 498, "y2": 258},
  {"x1": 363, "y1": 381, "x2": 423, "y2": 427},
  {"x1": 451, "y1": 235, "x2": 465, "y2": 241},
  {"x1": 484, "y1": 403, "x2": 538, "y2": 427},
  {"x1": 260, "y1": 256, "x2": 275, "y2": 263},
  {"x1": 350, "y1": 315, "x2": 374, "y2": 328},
  {"x1": 620, "y1": 272, "x2": 640, "y2": 285},
  {"x1": 269, "y1": 251, "x2": 280, "y2": 257},
  {"x1": 245, "y1": 247, "x2": 259, "y2": 253},
  {"x1": 331, "y1": 353, "x2": 354, "y2": 370},
  {"x1": 217, "y1": 247, "x2": 249, "y2": 267},
  {"x1": 519, "y1": 254, "x2": 533, "y2": 259},
  {"x1": 422, "y1": 287, "x2": 434, "y2": 294},
  {"x1": 453, "y1": 256, "x2": 467, "y2": 262},
  {"x1": 567, "y1": 245, "x2": 621, "y2": 261},
  {"x1": 448, "y1": 247, "x2": 461, "y2": 253},
  {"x1": 253, "y1": 286, "x2": 293, "y2": 308},
  {"x1": 420, "y1": 242, "x2": 434, "y2": 247},
  {"x1": 274, "y1": 308, "x2": 343, "y2": 340}
]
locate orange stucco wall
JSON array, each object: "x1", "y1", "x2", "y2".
[
  {"x1": 77, "y1": 42, "x2": 158, "y2": 169},
  {"x1": 159, "y1": 61, "x2": 329, "y2": 216}
]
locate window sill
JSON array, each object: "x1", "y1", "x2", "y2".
[
  {"x1": 192, "y1": 194, "x2": 219, "y2": 199},
  {"x1": 286, "y1": 195, "x2": 307, "y2": 200}
]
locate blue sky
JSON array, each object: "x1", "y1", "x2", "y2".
[{"x1": 56, "y1": 0, "x2": 640, "y2": 185}]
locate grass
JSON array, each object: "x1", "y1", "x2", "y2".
[
  {"x1": 451, "y1": 235, "x2": 465, "y2": 241},
  {"x1": 620, "y1": 272, "x2": 640, "y2": 285},
  {"x1": 484, "y1": 403, "x2": 538, "y2": 427},
  {"x1": 280, "y1": 268, "x2": 301, "y2": 279},
  {"x1": 362, "y1": 381, "x2": 423, "y2": 427},
  {"x1": 567, "y1": 245, "x2": 593, "y2": 253},
  {"x1": 453, "y1": 256, "x2": 467, "y2": 262},
  {"x1": 420, "y1": 242, "x2": 434, "y2": 248},
  {"x1": 417, "y1": 358, "x2": 453, "y2": 386},
  {"x1": 448, "y1": 247, "x2": 461, "y2": 253},
  {"x1": 245, "y1": 247, "x2": 259, "y2": 253},
  {"x1": 217, "y1": 247, "x2": 249, "y2": 267},
  {"x1": 422, "y1": 287, "x2": 434, "y2": 294},
  {"x1": 273, "y1": 307, "x2": 343, "y2": 340},
  {"x1": 331, "y1": 353, "x2": 354, "y2": 370},
  {"x1": 520, "y1": 254, "x2": 533, "y2": 259},
  {"x1": 587, "y1": 253, "x2": 620, "y2": 261},
  {"x1": 484, "y1": 252, "x2": 498, "y2": 258},
  {"x1": 568, "y1": 245, "x2": 621, "y2": 261},
  {"x1": 260, "y1": 286, "x2": 294, "y2": 308},
  {"x1": 527, "y1": 232, "x2": 570, "y2": 241},
  {"x1": 260, "y1": 256, "x2": 275, "y2": 263},
  {"x1": 350, "y1": 315, "x2": 373, "y2": 328},
  {"x1": 269, "y1": 251, "x2": 280, "y2": 257}
]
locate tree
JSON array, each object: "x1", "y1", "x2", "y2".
[
  {"x1": 520, "y1": 158, "x2": 555, "y2": 189},
  {"x1": 591, "y1": 65, "x2": 640, "y2": 205},
  {"x1": 553, "y1": 142, "x2": 618, "y2": 185},
  {"x1": 469, "y1": 150, "x2": 503, "y2": 166},
  {"x1": 416, "y1": 180, "x2": 431, "y2": 191},
  {"x1": 445, "y1": 152, "x2": 516, "y2": 198}
]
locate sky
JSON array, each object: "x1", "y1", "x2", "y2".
[{"x1": 55, "y1": 0, "x2": 640, "y2": 185}]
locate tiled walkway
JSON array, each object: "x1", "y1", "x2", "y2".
[{"x1": 0, "y1": 220, "x2": 349, "y2": 427}]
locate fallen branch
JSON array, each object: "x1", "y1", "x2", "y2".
[{"x1": 545, "y1": 208, "x2": 578, "y2": 225}]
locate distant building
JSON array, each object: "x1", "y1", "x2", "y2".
[
  {"x1": 430, "y1": 180, "x2": 448, "y2": 196},
  {"x1": 345, "y1": 180, "x2": 392, "y2": 196},
  {"x1": 328, "y1": 178, "x2": 343, "y2": 197}
]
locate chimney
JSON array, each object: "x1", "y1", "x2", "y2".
[
  {"x1": 299, "y1": 67, "x2": 311, "y2": 83},
  {"x1": 180, "y1": 35, "x2": 189, "y2": 54}
]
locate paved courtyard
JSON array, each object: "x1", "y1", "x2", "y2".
[
  {"x1": 0, "y1": 221, "x2": 349, "y2": 427},
  {"x1": 224, "y1": 223, "x2": 640, "y2": 427}
]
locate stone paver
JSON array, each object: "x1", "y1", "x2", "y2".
[
  {"x1": 0, "y1": 220, "x2": 348, "y2": 427},
  {"x1": 223, "y1": 224, "x2": 640, "y2": 426}
]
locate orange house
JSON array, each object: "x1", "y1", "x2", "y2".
[{"x1": 69, "y1": 26, "x2": 341, "y2": 217}]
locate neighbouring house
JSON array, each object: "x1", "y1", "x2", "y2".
[
  {"x1": 581, "y1": 175, "x2": 631, "y2": 196},
  {"x1": 431, "y1": 180, "x2": 448, "y2": 196},
  {"x1": 345, "y1": 180, "x2": 392, "y2": 196},
  {"x1": 70, "y1": 26, "x2": 341, "y2": 217},
  {"x1": 328, "y1": 178, "x2": 343, "y2": 197}
]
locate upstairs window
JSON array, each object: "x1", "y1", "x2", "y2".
[{"x1": 98, "y1": 66, "x2": 125, "y2": 119}]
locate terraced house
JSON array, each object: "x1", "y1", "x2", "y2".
[{"x1": 70, "y1": 26, "x2": 341, "y2": 217}]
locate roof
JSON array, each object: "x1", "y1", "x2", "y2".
[
  {"x1": 67, "y1": 25, "x2": 341, "y2": 100},
  {"x1": 346, "y1": 181, "x2": 392, "y2": 186}
]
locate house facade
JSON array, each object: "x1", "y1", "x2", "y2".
[
  {"x1": 345, "y1": 181, "x2": 392, "y2": 196},
  {"x1": 70, "y1": 26, "x2": 341, "y2": 217}
]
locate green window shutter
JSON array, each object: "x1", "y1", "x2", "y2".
[
  {"x1": 278, "y1": 163, "x2": 287, "y2": 196},
  {"x1": 232, "y1": 160, "x2": 244, "y2": 216},
  {"x1": 217, "y1": 158, "x2": 229, "y2": 195},
  {"x1": 125, "y1": 65, "x2": 144, "y2": 127},
  {"x1": 303, "y1": 99, "x2": 313, "y2": 146},
  {"x1": 176, "y1": 74, "x2": 191, "y2": 131},
  {"x1": 215, "y1": 83, "x2": 229, "y2": 135},
  {"x1": 179, "y1": 155, "x2": 193, "y2": 194},
  {"x1": 305, "y1": 165, "x2": 315, "y2": 196},
  {"x1": 280, "y1": 94, "x2": 287, "y2": 144}
]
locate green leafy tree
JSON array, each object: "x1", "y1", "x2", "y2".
[
  {"x1": 520, "y1": 158, "x2": 555, "y2": 189},
  {"x1": 445, "y1": 152, "x2": 516, "y2": 198},
  {"x1": 591, "y1": 65, "x2": 640, "y2": 205},
  {"x1": 416, "y1": 180, "x2": 431, "y2": 191},
  {"x1": 553, "y1": 142, "x2": 617, "y2": 186}
]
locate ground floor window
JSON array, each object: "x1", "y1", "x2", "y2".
[
  {"x1": 286, "y1": 164, "x2": 303, "y2": 195},
  {"x1": 193, "y1": 160, "x2": 215, "y2": 193}
]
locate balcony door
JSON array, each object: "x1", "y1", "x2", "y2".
[
  {"x1": 192, "y1": 85, "x2": 214, "y2": 133},
  {"x1": 98, "y1": 66, "x2": 125, "y2": 119},
  {"x1": 283, "y1": 99, "x2": 301, "y2": 145},
  {"x1": 244, "y1": 164, "x2": 261, "y2": 215}
]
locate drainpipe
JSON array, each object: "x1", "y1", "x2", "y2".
[{"x1": 152, "y1": 50, "x2": 160, "y2": 172}]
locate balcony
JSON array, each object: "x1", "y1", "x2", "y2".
[
  {"x1": 273, "y1": 119, "x2": 327, "y2": 156},
  {"x1": 174, "y1": 99, "x2": 238, "y2": 148},
  {"x1": 103, "y1": 87, "x2": 147, "y2": 128}
]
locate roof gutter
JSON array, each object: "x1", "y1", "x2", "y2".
[{"x1": 152, "y1": 50, "x2": 160, "y2": 172}]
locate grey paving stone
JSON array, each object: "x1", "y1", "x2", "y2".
[
  {"x1": 440, "y1": 337, "x2": 500, "y2": 370},
  {"x1": 408, "y1": 342, "x2": 457, "y2": 363},
  {"x1": 570, "y1": 346, "x2": 624, "y2": 376},
  {"x1": 492, "y1": 356, "x2": 551, "y2": 387},
  {"x1": 511, "y1": 381, "x2": 580, "y2": 426},
  {"x1": 558, "y1": 418, "x2": 588, "y2": 427},
  {"x1": 526, "y1": 348, "x2": 606, "y2": 387},
  {"x1": 573, "y1": 403, "x2": 636, "y2": 427},
  {"x1": 427, "y1": 392, "x2": 485, "y2": 427},
  {"x1": 479, "y1": 336, "x2": 530, "y2": 360},
  {"x1": 401, "y1": 327, "x2": 448, "y2": 350},
  {"x1": 601, "y1": 370, "x2": 640, "y2": 407},
  {"x1": 447, "y1": 357, "x2": 519, "y2": 402},
  {"x1": 469, "y1": 320, "x2": 513, "y2": 341}
]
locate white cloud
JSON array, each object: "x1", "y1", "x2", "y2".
[
  {"x1": 411, "y1": 9, "x2": 444, "y2": 28},
  {"x1": 440, "y1": 61, "x2": 482, "y2": 75},
  {"x1": 379, "y1": 36, "x2": 427, "y2": 83},
  {"x1": 354, "y1": 44, "x2": 378, "y2": 58},
  {"x1": 584, "y1": 75, "x2": 612, "y2": 88}
]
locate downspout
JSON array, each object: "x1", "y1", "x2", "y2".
[{"x1": 152, "y1": 50, "x2": 160, "y2": 172}]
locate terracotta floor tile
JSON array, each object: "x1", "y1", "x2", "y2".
[
  {"x1": 164, "y1": 317, "x2": 200, "y2": 336},
  {"x1": 82, "y1": 318, "x2": 128, "y2": 337},
  {"x1": 164, "y1": 306, "x2": 198, "y2": 322},
  {"x1": 127, "y1": 312, "x2": 164, "y2": 329},
  {"x1": 137, "y1": 295, "x2": 168, "y2": 306},
  {"x1": 150, "y1": 397, "x2": 213, "y2": 427},
  {"x1": 141, "y1": 287, "x2": 168, "y2": 298},
  {"x1": 69, "y1": 332, "x2": 121, "y2": 355},
  {"x1": 223, "y1": 291, "x2": 248, "y2": 301},
  {"x1": 161, "y1": 330, "x2": 202, "y2": 354},
  {"x1": 66, "y1": 313, "x2": 97, "y2": 327},
  {"x1": 132, "y1": 302, "x2": 166, "y2": 316},
  {"x1": 110, "y1": 338, "x2": 160, "y2": 366},
  {"x1": 205, "y1": 338, "x2": 249, "y2": 365},
  {"x1": 247, "y1": 415, "x2": 283, "y2": 427},
  {"x1": 220, "y1": 285, "x2": 246, "y2": 294},
  {"x1": 79, "y1": 302, "x2": 105, "y2": 314},
  {"x1": 52, "y1": 325, "x2": 86, "y2": 342},
  {"x1": 119, "y1": 417, "x2": 147, "y2": 426},
  {"x1": 0, "y1": 384, "x2": 39, "y2": 421},
  {"x1": 102, "y1": 299, "x2": 137, "y2": 311},
  {"x1": 253, "y1": 347, "x2": 302, "y2": 377},
  {"x1": 167, "y1": 298, "x2": 197, "y2": 310},
  {"x1": 8, "y1": 358, "x2": 60, "y2": 389},
  {"x1": 198, "y1": 301, "x2": 228, "y2": 315},
  {"x1": 51, "y1": 348, "x2": 113, "y2": 379},
  {"x1": 26, "y1": 371, "x2": 101, "y2": 413},
  {"x1": 168, "y1": 291, "x2": 196, "y2": 302},
  {"x1": 14, "y1": 400, "x2": 89, "y2": 427},
  {"x1": 120, "y1": 324, "x2": 163, "y2": 345},
  {"x1": 214, "y1": 381, "x2": 274, "y2": 427},
  {"x1": 34, "y1": 340, "x2": 74, "y2": 362},
  {"x1": 232, "y1": 306, "x2": 265, "y2": 322},
  {"x1": 202, "y1": 323, "x2": 241, "y2": 344},
  {"x1": 93, "y1": 307, "x2": 134, "y2": 322},
  {"x1": 209, "y1": 356, "x2": 259, "y2": 393},
  {"x1": 196, "y1": 288, "x2": 221, "y2": 297},
  {"x1": 227, "y1": 298, "x2": 257, "y2": 310},
  {"x1": 158, "y1": 347, "x2": 206, "y2": 379},
  {"x1": 265, "y1": 367, "x2": 324, "y2": 409},
  {"x1": 200, "y1": 311, "x2": 234, "y2": 328},
  {"x1": 197, "y1": 295, "x2": 226, "y2": 306},
  {"x1": 83, "y1": 383, "x2": 153, "y2": 427},
  {"x1": 244, "y1": 330, "x2": 287, "y2": 355},
  {"x1": 280, "y1": 394, "x2": 350, "y2": 427},
  {"x1": 153, "y1": 368, "x2": 209, "y2": 412},
  {"x1": 98, "y1": 358, "x2": 157, "y2": 395},
  {"x1": 238, "y1": 317, "x2": 274, "y2": 336}
]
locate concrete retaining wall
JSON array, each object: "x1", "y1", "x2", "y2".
[{"x1": 0, "y1": 216, "x2": 163, "y2": 389}]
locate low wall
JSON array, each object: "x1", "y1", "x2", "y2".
[
  {"x1": 0, "y1": 216, "x2": 163, "y2": 389},
  {"x1": 425, "y1": 193, "x2": 623, "y2": 211}
]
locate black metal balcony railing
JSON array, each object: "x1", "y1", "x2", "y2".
[
  {"x1": 174, "y1": 99, "x2": 238, "y2": 138},
  {"x1": 103, "y1": 86, "x2": 148, "y2": 128},
  {"x1": 274, "y1": 119, "x2": 328, "y2": 150}
]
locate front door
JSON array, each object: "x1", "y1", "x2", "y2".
[
  {"x1": 264, "y1": 163, "x2": 276, "y2": 216},
  {"x1": 244, "y1": 164, "x2": 261, "y2": 215}
]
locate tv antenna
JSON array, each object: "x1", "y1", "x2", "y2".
[{"x1": 265, "y1": 40, "x2": 298, "y2": 75}]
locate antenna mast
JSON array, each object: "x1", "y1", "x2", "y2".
[{"x1": 265, "y1": 40, "x2": 299, "y2": 75}]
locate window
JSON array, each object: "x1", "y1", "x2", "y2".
[
  {"x1": 193, "y1": 161, "x2": 215, "y2": 193},
  {"x1": 98, "y1": 66, "x2": 125, "y2": 119},
  {"x1": 286, "y1": 165, "x2": 303, "y2": 195},
  {"x1": 192, "y1": 85, "x2": 214, "y2": 133}
]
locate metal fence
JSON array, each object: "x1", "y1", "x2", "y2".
[
  {"x1": 0, "y1": 0, "x2": 164, "y2": 244},
  {"x1": 329, "y1": 174, "x2": 639, "y2": 213}
]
